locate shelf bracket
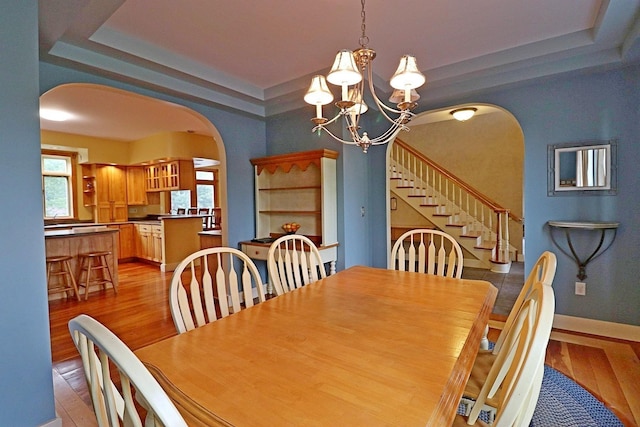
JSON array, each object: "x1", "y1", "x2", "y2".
[{"x1": 547, "y1": 221, "x2": 619, "y2": 280}]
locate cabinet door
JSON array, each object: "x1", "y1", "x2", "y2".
[
  {"x1": 112, "y1": 202, "x2": 128, "y2": 222},
  {"x1": 109, "y1": 166, "x2": 127, "y2": 203},
  {"x1": 119, "y1": 224, "x2": 135, "y2": 259},
  {"x1": 126, "y1": 167, "x2": 148, "y2": 205},
  {"x1": 152, "y1": 226, "x2": 163, "y2": 262},
  {"x1": 96, "y1": 203, "x2": 113, "y2": 223},
  {"x1": 95, "y1": 166, "x2": 112, "y2": 205},
  {"x1": 145, "y1": 165, "x2": 161, "y2": 191},
  {"x1": 134, "y1": 224, "x2": 145, "y2": 258}
]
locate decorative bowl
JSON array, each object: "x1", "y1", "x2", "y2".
[{"x1": 282, "y1": 222, "x2": 301, "y2": 234}]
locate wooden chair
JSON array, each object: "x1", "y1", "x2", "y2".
[
  {"x1": 169, "y1": 247, "x2": 267, "y2": 334},
  {"x1": 389, "y1": 228, "x2": 463, "y2": 278},
  {"x1": 456, "y1": 281, "x2": 555, "y2": 426},
  {"x1": 68, "y1": 314, "x2": 188, "y2": 427},
  {"x1": 198, "y1": 207, "x2": 212, "y2": 230},
  {"x1": 176, "y1": 207, "x2": 186, "y2": 215},
  {"x1": 267, "y1": 234, "x2": 327, "y2": 295},
  {"x1": 492, "y1": 251, "x2": 557, "y2": 355},
  {"x1": 187, "y1": 207, "x2": 197, "y2": 215}
]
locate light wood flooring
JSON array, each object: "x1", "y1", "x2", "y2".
[{"x1": 50, "y1": 262, "x2": 640, "y2": 426}]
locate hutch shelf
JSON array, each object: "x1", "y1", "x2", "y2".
[{"x1": 241, "y1": 149, "x2": 339, "y2": 279}]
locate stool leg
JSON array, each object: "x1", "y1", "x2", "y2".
[
  {"x1": 102, "y1": 255, "x2": 117, "y2": 294},
  {"x1": 84, "y1": 258, "x2": 94, "y2": 300},
  {"x1": 64, "y1": 259, "x2": 81, "y2": 302}
]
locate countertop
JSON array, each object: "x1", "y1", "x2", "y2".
[
  {"x1": 44, "y1": 215, "x2": 207, "y2": 231},
  {"x1": 44, "y1": 227, "x2": 119, "y2": 238}
]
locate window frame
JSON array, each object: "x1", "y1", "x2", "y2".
[{"x1": 41, "y1": 150, "x2": 78, "y2": 220}]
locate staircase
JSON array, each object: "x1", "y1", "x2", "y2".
[{"x1": 390, "y1": 139, "x2": 521, "y2": 272}]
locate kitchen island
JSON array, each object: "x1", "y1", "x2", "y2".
[{"x1": 44, "y1": 227, "x2": 119, "y2": 300}]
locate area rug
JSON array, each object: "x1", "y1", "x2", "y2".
[{"x1": 457, "y1": 365, "x2": 624, "y2": 426}]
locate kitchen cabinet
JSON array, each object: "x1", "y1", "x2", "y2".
[
  {"x1": 126, "y1": 166, "x2": 148, "y2": 205},
  {"x1": 134, "y1": 223, "x2": 163, "y2": 263},
  {"x1": 107, "y1": 223, "x2": 136, "y2": 260},
  {"x1": 134, "y1": 217, "x2": 201, "y2": 271},
  {"x1": 145, "y1": 160, "x2": 195, "y2": 192},
  {"x1": 86, "y1": 164, "x2": 127, "y2": 223}
]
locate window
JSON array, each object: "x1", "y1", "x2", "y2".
[
  {"x1": 170, "y1": 190, "x2": 191, "y2": 212},
  {"x1": 42, "y1": 152, "x2": 76, "y2": 219},
  {"x1": 195, "y1": 170, "x2": 216, "y2": 209},
  {"x1": 170, "y1": 169, "x2": 218, "y2": 212}
]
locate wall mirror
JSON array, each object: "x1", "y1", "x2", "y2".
[{"x1": 547, "y1": 139, "x2": 617, "y2": 196}]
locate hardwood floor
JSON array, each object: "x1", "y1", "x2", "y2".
[{"x1": 50, "y1": 262, "x2": 640, "y2": 426}]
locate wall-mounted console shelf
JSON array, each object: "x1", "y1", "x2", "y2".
[{"x1": 547, "y1": 220, "x2": 619, "y2": 280}]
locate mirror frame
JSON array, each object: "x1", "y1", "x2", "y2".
[{"x1": 547, "y1": 139, "x2": 617, "y2": 196}]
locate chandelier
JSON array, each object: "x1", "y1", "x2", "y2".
[{"x1": 303, "y1": 0, "x2": 426, "y2": 153}]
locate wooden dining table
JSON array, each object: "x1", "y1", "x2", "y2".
[{"x1": 135, "y1": 265, "x2": 497, "y2": 426}]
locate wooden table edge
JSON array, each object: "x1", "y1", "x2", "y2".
[
  {"x1": 427, "y1": 281, "x2": 498, "y2": 426},
  {"x1": 143, "y1": 362, "x2": 234, "y2": 427}
]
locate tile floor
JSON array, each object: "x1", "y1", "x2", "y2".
[{"x1": 461, "y1": 262, "x2": 525, "y2": 316}]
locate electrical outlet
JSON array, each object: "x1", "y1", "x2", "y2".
[
  {"x1": 130, "y1": 208, "x2": 137, "y2": 213},
  {"x1": 575, "y1": 281, "x2": 586, "y2": 295}
]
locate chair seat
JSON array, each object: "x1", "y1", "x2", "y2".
[{"x1": 46, "y1": 255, "x2": 73, "y2": 262}]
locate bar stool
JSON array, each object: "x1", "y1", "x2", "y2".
[
  {"x1": 46, "y1": 255, "x2": 81, "y2": 301},
  {"x1": 77, "y1": 251, "x2": 117, "y2": 300}
]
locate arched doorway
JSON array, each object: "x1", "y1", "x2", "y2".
[
  {"x1": 386, "y1": 103, "x2": 524, "y2": 270},
  {"x1": 40, "y1": 83, "x2": 229, "y2": 245}
]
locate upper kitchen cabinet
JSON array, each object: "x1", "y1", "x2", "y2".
[
  {"x1": 126, "y1": 166, "x2": 148, "y2": 205},
  {"x1": 145, "y1": 160, "x2": 195, "y2": 192},
  {"x1": 83, "y1": 164, "x2": 128, "y2": 223}
]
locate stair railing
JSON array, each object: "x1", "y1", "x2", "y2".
[{"x1": 391, "y1": 139, "x2": 522, "y2": 264}]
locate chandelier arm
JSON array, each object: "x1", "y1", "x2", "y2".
[
  {"x1": 312, "y1": 124, "x2": 361, "y2": 146},
  {"x1": 365, "y1": 67, "x2": 407, "y2": 120},
  {"x1": 366, "y1": 122, "x2": 407, "y2": 144}
]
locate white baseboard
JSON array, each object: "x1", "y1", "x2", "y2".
[
  {"x1": 552, "y1": 314, "x2": 640, "y2": 342},
  {"x1": 490, "y1": 314, "x2": 640, "y2": 342}
]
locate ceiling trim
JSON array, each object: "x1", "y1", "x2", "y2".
[{"x1": 39, "y1": 0, "x2": 640, "y2": 119}]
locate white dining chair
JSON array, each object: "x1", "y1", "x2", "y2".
[
  {"x1": 456, "y1": 281, "x2": 555, "y2": 426},
  {"x1": 267, "y1": 234, "x2": 326, "y2": 295},
  {"x1": 389, "y1": 228, "x2": 464, "y2": 278},
  {"x1": 492, "y1": 251, "x2": 557, "y2": 355},
  {"x1": 68, "y1": 314, "x2": 188, "y2": 427},
  {"x1": 169, "y1": 247, "x2": 267, "y2": 334}
]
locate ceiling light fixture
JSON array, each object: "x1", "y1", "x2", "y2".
[
  {"x1": 40, "y1": 108, "x2": 73, "y2": 122},
  {"x1": 450, "y1": 107, "x2": 477, "y2": 122},
  {"x1": 304, "y1": 0, "x2": 426, "y2": 153}
]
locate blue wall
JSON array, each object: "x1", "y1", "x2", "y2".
[
  {"x1": 0, "y1": 2, "x2": 58, "y2": 425},
  {"x1": 267, "y1": 64, "x2": 640, "y2": 326}
]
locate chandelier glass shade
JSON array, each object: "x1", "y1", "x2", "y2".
[{"x1": 304, "y1": 0, "x2": 426, "y2": 153}]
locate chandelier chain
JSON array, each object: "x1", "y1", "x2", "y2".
[{"x1": 359, "y1": 0, "x2": 369, "y2": 48}]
